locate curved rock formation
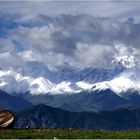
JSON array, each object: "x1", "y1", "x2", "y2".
[{"x1": 0, "y1": 110, "x2": 15, "y2": 129}]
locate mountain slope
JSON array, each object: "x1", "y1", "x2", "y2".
[
  {"x1": 25, "y1": 89, "x2": 140, "y2": 112},
  {"x1": 0, "y1": 90, "x2": 33, "y2": 111},
  {"x1": 15, "y1": 104, "x2": 140, "y2": 130}
]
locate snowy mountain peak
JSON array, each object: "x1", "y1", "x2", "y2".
[
  {"x1": 51, "y1": 81, "x2": 81, "y2": 94},
  {"x1": 76, "y1": 81, "x2": 93, "y2": 90},
  {"x1": 92, "y1": 67, "x2": 140, "y2": 96},
  {"x1": 30, "y1": 77, "x2": 55, "y2": 95}
]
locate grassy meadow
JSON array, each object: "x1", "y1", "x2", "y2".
[{"x1": 0, "y1": 128, "x2": 140, "y2": 139}]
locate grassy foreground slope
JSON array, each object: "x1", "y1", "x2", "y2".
[{"x1": 0, "y1": 129, "x2": 140, "y2": 139}]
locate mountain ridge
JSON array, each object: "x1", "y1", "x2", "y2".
[
  {"x1": 15, "y1": 103, "x2": 140, "y2": 130},
  {"x1": 1, "y1": 66, "x2": 140, "y2": 112}
]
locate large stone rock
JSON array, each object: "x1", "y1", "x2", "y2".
[{"x1": 0, "y1": 110, "x2": 15, "y2": 129}]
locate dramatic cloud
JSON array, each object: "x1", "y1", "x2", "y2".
[{"x1": 0, "y1": 14, "x2": 140, "y2": 72}]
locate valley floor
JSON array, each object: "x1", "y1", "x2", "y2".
[{"x1": 0, "y1": 128, "x2": 140, "y2": 139}]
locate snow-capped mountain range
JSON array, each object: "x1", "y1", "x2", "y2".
[
  {"x1": 0, "y1": 69, "x2": 95, "y2": 95},
  {"x1": 0, "y1": 65, "x2": 139, "y2": 98}
]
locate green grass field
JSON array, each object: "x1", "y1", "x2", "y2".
[{"x1": 0, "y1": 129, "x2": 140, "y2": 139}]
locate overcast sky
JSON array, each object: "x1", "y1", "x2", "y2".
[
  {"x1": 0, "y1": 1, "x2": 140, "y2": 20},
  {"x1": 0, "y1": 0, "x2": 140, "y2": 72}
]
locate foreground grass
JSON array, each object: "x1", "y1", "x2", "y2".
[{"x1": 0, "y1": 128, "x2": 140, "y2": 139}]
